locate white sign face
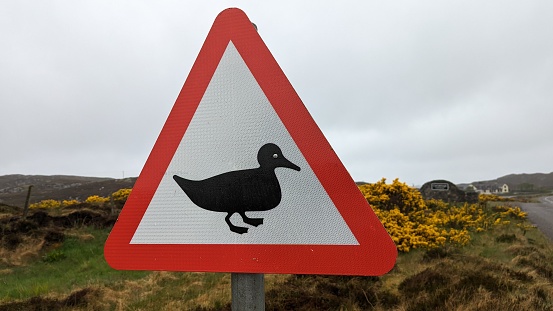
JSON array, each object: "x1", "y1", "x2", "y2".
[{"x1": 131, "y1": 42, "x2": 358, "y2": 245}]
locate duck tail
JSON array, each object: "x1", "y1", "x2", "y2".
[{"x1": 172, "y1": 175, "x2": 189, "y2": 192}]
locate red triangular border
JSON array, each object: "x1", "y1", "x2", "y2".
[{"x1": 104, "y1": 8, "x2": 397, "y2": 276}]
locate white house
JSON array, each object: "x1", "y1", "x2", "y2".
[{"x1": 469, "y1": 183, "x2": 509, "y2": 194}]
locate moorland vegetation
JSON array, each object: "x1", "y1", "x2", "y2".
[{"x1": 1, "y1": 180, "x2": 552, "y2": 310}]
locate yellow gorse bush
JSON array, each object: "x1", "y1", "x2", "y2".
[
  {"x1": 359, "y1": 178, "x2": 426, "y2": 214},
  {"x1": 28, "y1": 188, "x2": 132, "y2": 210},
  {"x1": 85, "y1": 195, "x2": 110, "y2": 204},
  {"x1": 111, "y1": 188, "x2": 131, "y2": 203},
  {"x1": 479, "y1": 193, "x2": 514, "y2": 202},
  {"x1": 360, "y1": 179, "x2": 528, "y2": 253},
  {"x1": 62, "y1": 199, "x2": 80, "y2": 207},
  {"x1": 30, "y1": 199, "x2": 79, "y2": 209},
  {"x1": 493, "y1": 205, "x2": 527, "y2": 220},
  {"x1": 29, "y1": 199, "x2": 61, "y2": 209}
]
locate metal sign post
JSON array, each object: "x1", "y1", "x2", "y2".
[{"x1": 231, "y1": 273, "x2": 265, "y2": 310}]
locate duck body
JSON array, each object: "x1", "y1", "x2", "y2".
[
  {"x1": 172, "y1": 143, "x2": 300, "y2": 234},
  {"x1": 173, "y1": 166, "x2": 282, "y2": 213}
]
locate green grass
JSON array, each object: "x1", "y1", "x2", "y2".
[
  {"x1": 258, "y1": 221, "x2": 553, "y2": 311},
  {"x1": 1, "y1": 210, "x2": 553, "y2": 310},
  {"x1": 0, "y1": 225, "x2": 233, "y2": 309},
  {"x1": 0, "y1": 227, "x2": 148, "y2": 301},
  {"x1": 119, "y1": 272, "x2": 231, "y2": 310}
]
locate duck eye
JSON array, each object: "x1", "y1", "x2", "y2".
[{"x1": 273, "y1": 154, "x2": 278, "y2": 159}]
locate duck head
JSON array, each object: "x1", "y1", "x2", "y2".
[{"x1": 257, "y1": 143, "x2": 301, "y2": 171}]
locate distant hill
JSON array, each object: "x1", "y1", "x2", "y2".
[
  {"x1": 0, "y1": 174, "x2": 136, "y2": 207},
  {"x1": 2, "y1": 171, "x2": 551, "y2": 208},
  {"x1": 459, "y1": 172, "x2": 553, "y2": 193}
]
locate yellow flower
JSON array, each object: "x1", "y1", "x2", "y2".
[
  {"x1": 30, "y1": 199, "x2": 61, "y2": 209},
  {"x1": 85, "y1": 195, "x2": 109, "y2": 204}
]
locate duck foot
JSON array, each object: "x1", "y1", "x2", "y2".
[
  {"x1": 229, "y1": 225, "x2": 248, "y2": 234},
  {"x1": 225, "y1": 213, "x2": 249, "y2": 234},
  {"x1": 239, "y1": 212, "x2": 263, "y2": 227}
]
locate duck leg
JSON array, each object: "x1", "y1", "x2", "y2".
[
  {"x1": 225, "y1": 212, "x2": 248, "y2": 234},
  {"x1": 239, "y1": 212, "x2": 263, "y2": 227}
]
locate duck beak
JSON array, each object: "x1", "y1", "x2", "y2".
[{"x1": 282, "y1": 157, "x2": 301, "y2": 171}]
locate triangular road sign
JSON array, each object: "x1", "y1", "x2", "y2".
[{"x1": 105, "y1": 8, "x2": 397, "y2": 276}]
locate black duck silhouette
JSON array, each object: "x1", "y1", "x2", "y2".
[{"x1": 173, "y1": 143, "x2": 301, "y2": 234}]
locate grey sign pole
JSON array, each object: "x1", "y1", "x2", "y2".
[{"x1": 231, "y1": 273, "x2": 265, "y2": 310}]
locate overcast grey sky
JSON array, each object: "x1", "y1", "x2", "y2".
[{"x1": 1, "y1": 1, "x2": 552, "y2": 186}]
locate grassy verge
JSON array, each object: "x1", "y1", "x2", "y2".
[
  {"x1": 0, "y1": 227, "x2": 147, "y2": 301},
  {"x1": 260, "y1": 222, "x2": 553, "y2": 310},
  {"x1": 1, "y1": 202, "x2": 553, "y2": 310}
]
